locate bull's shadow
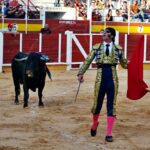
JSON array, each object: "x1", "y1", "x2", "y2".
[{"x1": 11, "y1": 52, "x2": 51, "y2": 108}]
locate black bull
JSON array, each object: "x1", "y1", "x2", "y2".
[{"x1": 11, "y1": 52, "x2": 51, "y2": 108}]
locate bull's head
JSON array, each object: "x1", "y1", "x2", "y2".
[{"x1": 25, "y1": 53, "x2": 49, "y2": 78}]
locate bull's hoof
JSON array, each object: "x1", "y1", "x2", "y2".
[
  {"x1": 15, "y1": 101, "x2": 19, "y2": 105},
  {"x1": 23, "y1": 103, "x2": 28, "y2": 108},
  {"x1": 39, "y1": 103, "x2": 44, "y2": 107}
]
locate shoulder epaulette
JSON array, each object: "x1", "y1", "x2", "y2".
[
  {"x1": 115, "y1": 45, "x2": 123, "y2": 50},
  {"x1": 92, "y1": 43, "x2": 101, "y2": 50}
]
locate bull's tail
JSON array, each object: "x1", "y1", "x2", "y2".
[{"x1": 46, "y1": 66, "x2": 52, "y2": 81}]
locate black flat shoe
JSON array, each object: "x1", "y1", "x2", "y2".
[
  {"x1": 105, "y1": 136, "x2": 113, "y2": 142},
  {"x1": 91, "y1": 122, "x2": 99, "y2": 137}
]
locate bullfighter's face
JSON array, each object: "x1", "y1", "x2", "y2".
[{"x1": 102, "y1": 29, "x2": 112, "y2": 42}]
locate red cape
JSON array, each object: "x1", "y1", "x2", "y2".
[{"x1": 127, "y1": 36, "x2": 150, "y2": 100}]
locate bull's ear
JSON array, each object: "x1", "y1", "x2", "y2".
[{"x1": 40, "y1": 56, "x2": 50, "y2": 62}]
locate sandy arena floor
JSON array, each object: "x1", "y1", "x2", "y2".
[{"x1": 0, "y1": 69, "x2": 150, "y2": 150}]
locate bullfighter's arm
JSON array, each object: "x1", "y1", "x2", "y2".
[{"x1": 78, "y1": 49, "x2": 95, "y2": 75}]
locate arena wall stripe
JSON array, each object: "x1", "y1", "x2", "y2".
[
  {"x1": 92, "y1": 25, "x2": 150, "y2": 34},
  {"x1": 1, "y1": 20, "x2": 150, "y2": 34}
]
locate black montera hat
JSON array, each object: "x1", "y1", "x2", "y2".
[{"x1": 106, "y1": 27, "x2": 116, "y2": 37}]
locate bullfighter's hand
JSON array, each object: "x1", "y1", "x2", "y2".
[{"x1": 78, "y1": 74, "x2": 84, "y2": 83}]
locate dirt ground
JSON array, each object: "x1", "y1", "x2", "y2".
[{"x1": 0, "y1": 69, "x2": 150, "y2": 150}]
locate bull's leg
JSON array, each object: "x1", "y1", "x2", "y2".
[
  {"x1": 38, "y1": 87, "x2": 44, "y2": 107},
  {"x1": 15, "y1": 86, "x2": 20, "y2": 104},
  {"x1": 23, "y1": 86, "x2": 29, "y2": 108},
  {"x1": 14, "y1": 80, "x2": 20, "y2": 105}
]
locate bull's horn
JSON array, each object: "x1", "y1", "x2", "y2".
[
  {"x1": 14, "y1": 57, "x2": 28, "y2": 61},
  {"x1": 40, "y1": 56, "x2": 49, "y2": 61}
]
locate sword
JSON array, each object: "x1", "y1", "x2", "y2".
[{"x1": 74, "y1": 81, "x2": 81, "y2": 102}]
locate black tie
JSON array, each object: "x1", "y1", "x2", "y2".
[{"x1": 106, "y1": 44, "x2": 110, "y2": 56}]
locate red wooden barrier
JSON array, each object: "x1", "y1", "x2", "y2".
[
  {"x1": 2, "y1": 33, "x2": 150, "y2": 65},
  {"x1": 147, "y1": 36, "x2": 150, "y2": 61},
  {"x1": 22, "y1": 33, "x2": 39, "y2": 52},
  {"x1": 3, "y1": 33, "x2": 20, "y2": 64}
]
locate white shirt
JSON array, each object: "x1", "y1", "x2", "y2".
[
  {"x1": 0, "y1": 28, "x2": 17, "y2": 33},
  {"x1": 113, "y1": 16, "x2": 123, "y2": 22},
  {"x1": 103, "y1": 42, "x2": 113, "y2": 54}
]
